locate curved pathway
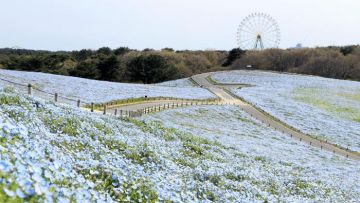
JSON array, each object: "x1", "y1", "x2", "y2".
[
  {"x1": 192, "y1": 72, "x2": 360, "y2": 161},
  {"x1": 105, "y1": 72, "x2": 359, "y2": 160}
]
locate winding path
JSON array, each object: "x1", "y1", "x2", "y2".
[
  {"x1": 192, "y1": 72, "x2": 360, "y2": 161},
  {"x1": 106, "y1": 72, "x2": 360, "y2": 160}
]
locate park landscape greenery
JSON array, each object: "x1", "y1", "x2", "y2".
[
  {"x1": 0, "y1": 47, "x2": 359, "y2": 201},
  {"x1": 0, "y1": 45, "x2": 359, "y2": 84}
]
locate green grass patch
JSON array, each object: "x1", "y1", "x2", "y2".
[
  {"x1": 0, "y1": 94, "x2": 27, "y2": 106},
  {"x1": 94, "y1": 122, "x2": 113, "y2": 135},
  {"x1": 173, "y1": 157, "x2": 197, "y2": 168},
  {"x1": 254, "y1": 156, "x2": 267, "y2": 163},
  {"x1": 2, "y1": 86, "x2": 15, "y2": 93},
  {"x1": 124, "y1": 143, "x2": 158, "y2": 165},
  {"x1": 42, "y1": 115, "x2": 81, "y2": 136},
  {"x1": 224, "y1": 172, "x2": 246, "y2": 182},
  {"x1": 196, "y1": 188, "x2": 218, "y2": 202},
  {"x1": 79, "y1": 168, "x2": 158, "y2": 202},
  {"x1": 293, "y1": 88, "x2": 360, "y2": 123},
  {"x1": 100, "y1": 136, "x2": 158, "y2": 165},
  {"x1": 236, "y1": 115, "x2": 259, "y2": 126},
  {"x1": 338, "y1": 91, "x2": 360, "y2": 102},
  {"x1": 3, "y1": 109, "x2": 26, "y2": 122}
]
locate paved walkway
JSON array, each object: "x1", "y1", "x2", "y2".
[
  {"x1": 105, "y1": 72, "x2": 359, "y2": 160},
  {"x1": 192, "y1": 72, "x2": 360, "y2": 161}
]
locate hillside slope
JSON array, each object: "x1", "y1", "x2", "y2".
[
  {"x1": 0, "y1": 87, "x2": 359, "y2": 202},
  {"x1": 0, "y1": 70, "x2": 214, "y2": 105},
  {"x1": 212, "y1": 70, "x2": 360, "y2": 152}
]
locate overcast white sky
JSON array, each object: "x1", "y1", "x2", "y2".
[{"x1": 0, "y1": 0, "x2": 359, "y2": 51}]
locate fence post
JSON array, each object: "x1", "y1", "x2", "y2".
[
  {"x1": 28, "y1": 84, "x2": 32, "y2": 95},
  {"x1": 77, "y1": 100, "x2": 81, "y2": 107},
  {"x1": 54, "y1": 93, "x2": 58, "y2": 102},
  {"x1": 103, "y1": 105, "x2": 107, "y2": 115},
  {"x1": 91, "y1": 103, "x2": 94, "y2": 112},
  {"x1": 115, "y1": 109, "x2": 118, "y2": 116}
]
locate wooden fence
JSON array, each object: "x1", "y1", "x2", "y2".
[{"x1": 0, "y1": 78, "x2": 222, "y2": 118}]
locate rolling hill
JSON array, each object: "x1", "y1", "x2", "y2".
[{"x1": 0, "y1": 69, "x2": 359, "y2": 202}]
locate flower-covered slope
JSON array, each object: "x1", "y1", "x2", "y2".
[
  {"x1": 155, "y1": 78, "x2": 194, "y2": 87},
  {"x1": 212, "y1": 70, "x2": 360, "y2": 152},
  {"x1": 143, "y1": 105, "x2": 360, "y2": 202},
  {"x1": 0, "y1": 69, "x2": 214, "y2": 105},
  {"x1": 0, "y1": 87, "x2": 359, "y2": 202}
]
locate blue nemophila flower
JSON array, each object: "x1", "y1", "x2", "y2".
[
  {"x1": 111, "y1": 173, "x2": 119, "y2": 187},
  {"x1": 16, "y1": 188, "x2": 26, "y2": 198},
  {"x1": 0, "y1": 160, "x2": 12, "y2": 173},
  {"x1": 1, "y1": 124, "x2": 11, "y2": 134}
]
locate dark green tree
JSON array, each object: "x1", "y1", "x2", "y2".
[
  {"x1": 114, "y1": 47, "x2": 130, "y2": 55},
  {"x1": 73, "y1": 49, "x2": 93, "y2": 61},
  {"x1": 70, "y1": 60, "x2": 100, "y2": 79},
  {"x1": 127, "y1": 54, "x2": 179, "y2": 84},
  {"x1": 15, "y1": 56, "x2": 44, "y2": 71},
  {"x1": 222, "y1": 48, "x2": 246, "y2": 67},
  {"x1": 340, "y1": 46, "x2": 355, "y2": 56},
  {"x1": 161, "y1": 48, "x2": 174, "y2": 52},
  {"x1": 97, "y1": 47, "x2": 112, "y2": 56},
  {"x1": 97, "y1": 56, "x2": 124, "y2": 81}
]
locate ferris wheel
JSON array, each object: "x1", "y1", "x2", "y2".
[{"x1": 237, "y1": 13, "x2": 281, "y2": 50}]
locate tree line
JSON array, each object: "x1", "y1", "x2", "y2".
[
  {"x1": 0, "y1": 47, "x2": 227, "y2": 84},
  {"x1": 0, "y1": 45, "x2": 359, "y2": 83},
  {"x1": 226, "y1": 46, "x2": 360, "y2": 81}
]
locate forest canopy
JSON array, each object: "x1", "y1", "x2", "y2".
[{"x1": 0, "y1": 45, "x2": 359, "y2": 83}]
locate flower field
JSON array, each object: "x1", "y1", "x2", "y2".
[
  {"x1": 0, "y1": 70, "x2": 214, "y2": 105},
  {"x1": 212, "y1": 70, "x2": 360, "y2": 152}
]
